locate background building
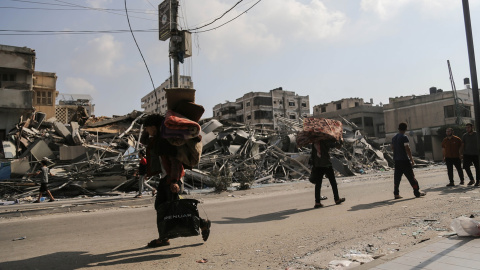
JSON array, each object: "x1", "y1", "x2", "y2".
[
  {"x1": 33, "y1": 71, "x2": 58, "y2": 120},
  {"x1": 383, "y1": 88, "x2": 474, "y2": 161},
  {"x1": 0, "y1": 45, "x2": 35, "y2": 140},
  {"x1": 141, "y1": 76, "x2": 193, "y2": 114},
  {"x1": 56, "y1": 93, "x2": 94, "y2": 124},
  {"x1": 313, "y1": 98, "x2": 385, "y2": 138},
  {"x1": 213, "y1": 87, "x2": 310, "y2": 131}
]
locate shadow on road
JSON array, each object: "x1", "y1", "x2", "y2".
[
  {"x1": 423, "y1": 185, "x2": 478, "y2": 195},
  {"x1": 0, "y1": 243, "x2": 203, "y2": 269},
  {"x1": 215, "y1": 208, "x2": 314, "y2": 224},
  {"x1": 347, "y1": 198, "x2": 415, "y2": 212}
]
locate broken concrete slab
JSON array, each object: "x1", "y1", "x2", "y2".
[
  {"x1": 2, "y1": 141, "x2": 16, "y2": 158},
  {"x1": 59, "y1": 145, "x2": 87, "y2": 160}
]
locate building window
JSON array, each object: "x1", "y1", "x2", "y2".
[
  {"x1": 246, "y1": 102, "x2": 250, "y2": 107},
  {"x1": 253, "y1": 97, "x2": 272, "y2": 106},
  {"x1": 301, "y1": 102, "x2": 306, "y2": 107},
  {"x1": 444, "y1": 105, "x2": 455, "y2": 118},
  {"x1": 1, "y1": 73, "x2": 16, "y2": 81},
  {"x1": 377, "y1": 124, "x2": 385, "y2": 133},
  {"x1": 288, "y1": 101, "x2": 295, "y2": 106},
  {"x1": 247, "y1": 115, "x2": 251, "y2": 120},
  {"x1": 364, "y1": 117, "x2": 374, "y2": 127},
  {"x1": 35, "y1": 91, "x2": 53, "y2": 105},
  {"x1": 254, "y1": 110, "x2": 273, "y2": 119},
  {"x1": 279, "y1": 101, "x2": 283, "y2": 105},
  {"x1": 443, "y1": 105, "x2": 471, "y2": 118},
  {"x1": 289, "y1": 114, "x2": 296, "y2": 119},
  {"x1": 315, "y1": 108, "x2": 318, "y2": 112},
  {"x1": 321, "y1": 107, "x2": 326, "y2": 113},
  {"x1": 355, "y1": 102, "x2": 359, "y2": 107},
  {"x1": 336, "y1": 103, "x2": 342, "y2": 110}
]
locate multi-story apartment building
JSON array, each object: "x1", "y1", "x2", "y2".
[
  {"x1": 141, "y1": 76, "x2": 193, "y2": 114},
  {"x1": 0, "y1": 44, "x2": 36, "y2": 140},
  {"x1": 313, "y1": 98, "x2": 385, "y2": 138},
  {"x1": 212, "y1": 101, "x2": 241, "y2": 122},
  {"x1": 213, "y1": 87, "x2": 310, "y2": 131},
  {"x1": 383, "y1": 88, "x2": 474, "y2": 161},
  {"x1": 33, "y1": 71, "x2": 58, "y2": 120}
]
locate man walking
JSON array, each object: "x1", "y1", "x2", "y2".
[
  {"x1": 310, "y1": 139, "x2": 345, "y2": 208},
  {"x1": 391, "y1": 123, "x2": 426, "y2": 199},
  {"x1": 28, "y1": 160, "x2": 55, "y2": 203},
  {"x1": 461, "y1": 123, "x2": 479, "y2": 186},
  {"x1": 442, "y1": 128, "x2": 464, "y2": 186}
]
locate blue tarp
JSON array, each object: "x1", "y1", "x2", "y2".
[{"x1": 0, "y1": 162, "x2": 11, "y2": 180}]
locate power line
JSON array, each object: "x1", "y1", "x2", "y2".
[
  {"x1": 124, "y1": 0, "x2": 158, "y2": 112},
  {"x1": 0, "y1": 29, "x2": 157, "y2": 35},
  {"x1": 186, "y1": 0, "x2": 244, "y2": 31},
  {"x1": 0, "y1": 6, "x2": 154, "y2": 14},
  {"x1": 190, "y1": 0, "x2": 262, "y2": 33},
  {"x1": 7, "y1": 0, "x2": 157, "y2": 21}
]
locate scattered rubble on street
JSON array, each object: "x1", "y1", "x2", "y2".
[{"x1": 0, "y1": 110, "x2": 432, "y2": 202}]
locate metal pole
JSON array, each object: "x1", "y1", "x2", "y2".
[
  {"x1": 462, "y1": 0, "x2": 480, "y2": 166},
  {"x1": 171, "y1": 0, "x2": 179, "y2": 87}
]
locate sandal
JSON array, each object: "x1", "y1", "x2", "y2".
[
  {"x1": 134, "y1": 194, "x2": 142, "y2": 198},
  {"x1": 201, "y1": 219, "x2": 211, "y2": 242},
  {"x1": 147, "y1": 239, "x2": 170, "y2": 248},
  {"x1": 335, "y1": 198, "x2": 345, "y2": 205},
  {"x1": 320, "y1": 196, "x2": 328, "y2": 200}
]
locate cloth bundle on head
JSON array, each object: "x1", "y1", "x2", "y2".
[
  {"x1": 296, "y1": 118, "x2": 343, "y2": 148},
  {"x1": 163, "y1": 110, "x2": 201, "y2": 140}
]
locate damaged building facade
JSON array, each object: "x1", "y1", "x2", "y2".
[
  {"x1": 0, "y1": 45, "x2": 36, "y2": 141},
  {"x1": 213, "y1": 87, "x2": 310, "y2": 131},
  {"x1": 141, "y1": 76, "x2": 193, "y2": 114},
  {"x1": 56, "y1": 93, "x2": 94, "y2": 124},
  {"x1": 313, "y1": 98, "x2": 385, "y2": 139},
  {"x1": 384, "y1": 88, "x2": 474, "y2": 161},
  {"x1": 33, "y1": 71, "x2": 58, "y2": 120}
]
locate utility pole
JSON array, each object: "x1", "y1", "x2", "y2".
[
  {"x1": 462, "y1": 0, "x2": 480, "y2": 160},
  {"x1": 170, "y1": 0, "x2": 180, "y2": 88}
]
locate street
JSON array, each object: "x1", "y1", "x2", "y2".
[{"x1": 1, "y1": 165, "x2": 479, "y2": 270}]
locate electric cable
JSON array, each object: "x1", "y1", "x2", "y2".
[
  {"x1": 124, "y1": 0, "x2": 159, "y2": 113},
  {"x1": 0, "y1": 29, "x2": 157, "y2": 35},
  {"x1": 187, "y1": 0, "x2": 243, "y2": 31},
  {"x1": 190, "y1": 0, "x2": 262, "y2": 33}
]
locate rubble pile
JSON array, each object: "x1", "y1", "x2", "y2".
[{"x1": 0, "y1": 110, "x2": 414, "y2": 200}]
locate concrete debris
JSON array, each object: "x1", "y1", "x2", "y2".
[{"x1": 0, "y1": 110, "x2": 428, "y2": 200}]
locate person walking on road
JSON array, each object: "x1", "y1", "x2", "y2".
[
  {"x1": 140, "y1": 114, "x2": 211, "y2": 248},
  {"x1": 442, "y1": 127, "x2": 464, "y2": 186},
  {"x1": 28, "y1": 160, "x2": 55, "y2": 203},
  {"x1": 133, "y1": 150, "x2": 156, "y2": 198},
  {"x1": 391, "y1": 123, "x2": 426, "y2": 199},
  {"x1": 461, "y1": 123, "x2": 480, "y2": 186},
  {"x1": 310, "y1": 139, "x2": 345, "y2": 208}
]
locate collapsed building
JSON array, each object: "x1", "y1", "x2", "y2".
[{"x1": 0, "y1": 103, "x2": 421, "y2": 202}]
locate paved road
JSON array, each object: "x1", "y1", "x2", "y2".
[{"x1": 1, "y1": 166, "x2": 479, "y2": 269}]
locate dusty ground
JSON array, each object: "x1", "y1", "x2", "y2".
[{"x1": 1, "y1": 165, "x2": 480, "y2": 270}]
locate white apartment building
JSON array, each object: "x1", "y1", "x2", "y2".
[{"x1": 141, "y1": 76, "x2": 193, "y2": 114}]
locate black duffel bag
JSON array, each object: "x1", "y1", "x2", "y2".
[{"x1": 157, "y1": 199, "x2": 201, "y2": 239}]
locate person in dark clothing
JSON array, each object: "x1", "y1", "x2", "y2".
[
  {"x1": 391, "y1": 122, "x2": 426, "y2": 199},
  {"x1": 133, "y1": 150, "x2": 156, "y2": 198},
  {"x1": 140, "y1": 114, "x2": 211, "y2": 248},
  {"x1": 310, "y1": 139, "x2": 345, "y2": 208},
  {"x1": 461, "y1": 123, "x2": 479, "y2": 186},
  {"x1": 442, "y1": 127, "x2": 464, "y2": 186}
]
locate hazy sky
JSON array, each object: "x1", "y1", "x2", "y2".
[{"x1": 2, "y1": 0, "x2": 480, "y2": 118}]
